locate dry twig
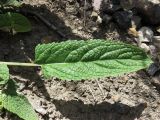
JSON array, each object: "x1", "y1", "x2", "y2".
[
  {"x1": 19, "y1": 9, "x2": 67, "y2": 38},
  {"x1": 96, "y1": 80, "x2": 105, "y2": 100}
]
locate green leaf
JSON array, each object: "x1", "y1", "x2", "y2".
[
  {"x1": 0, "y1": 0, "x2": 21, "y2": 7},
  {"x1": 35, "y1": 40, "x2": 152, "y2": 80},
  {"x1": 0, "y1": 12, "x2": 31, "y2": 33},
  {"x1": 1, "y1": 80, "x2": 38, "y2": 120},
  {"x1": 2, "y1": 94, "x2": 38, "y2": 120},
  {"x1": 0, "y1": 64, "x2": 9, "y2": 85}
]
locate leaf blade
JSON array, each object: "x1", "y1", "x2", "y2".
[
  {"x1": 2, "y1": 94, "x2": 38, "y2": 120},
  {"x1": 0, "y1": 12, "x2": 31, "y2": 33},
  {"x1": 2, "y1": 80, "x2": 38, "y2": 120},
  {"x1": 0, "y1": 64, "x2": 9, "y2": 85},
  {"x1": 35, "y1": 40, "x2": 152, "y2": 80},
  {"x1": 0, "y1": 0, "x2": 21, "y2": 6}
]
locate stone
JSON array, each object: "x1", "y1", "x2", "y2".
[
  {"x1": 36, "y1": 107, "x2": 47, "y2": 115},
  {"x1": 96, "y1": 16, "x2": 102, "y2": 24},
  {"x1": 153, "y1": 36, "x2": 160, "y2": 45},
  {"x1": 139, "y1": 43, "x2": 150, "y2": 53},
  {"x1": 153, "y1": 36, "x2": 160, "y2": 44},
  {"x1": 121, "y1": 0, "x2": 160, "y2": 24},
  {"x1": 91, "y1": 11, "x2": 98, "y2": 17},
  {"x1": 113, "y1": 11, "x2": 132, "y2": 29},
  {"x1": 153, "y1": 36, "x2": 160, "y2": 59},
  {"x1": 149, "y1": 45, "x2": 158, "y2": 60},
  {"x1": 92, "y1": 0, "x2": 103, "y2": 11},
  {"x1": 119, "y1": 97, "x2": 136, "y2": 108},
  {"x1": 157, "y1": 26, "x2": 160, "y2": 33},
  {"x1": 91, "y1": 11, "x2": 99, "y2": 22},
  {"x1": 102, "y1": 14, "x2": 112, "y2": 24},
  {"x1": 138, "y1": 27, "x2": 154, "y2": 43},
  {"x1": 137, "y1": 0, "x2": 160, "y2": 25},
  {"x1": 91, "y1": 27, "x2": 98, "y2": 31},
  {"x1": 147, "y1": 63, "x2": 160, "y2": 76},
  {"x1": 152, "y1": 75, "x2": 160, "y2": 88},
  {"x1": 112, "y1": 94, "x2": 121, "y2": 102}
]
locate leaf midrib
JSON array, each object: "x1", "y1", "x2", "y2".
[{"x1": 42, "y1": 58, "x2": 150, "y2": 65}]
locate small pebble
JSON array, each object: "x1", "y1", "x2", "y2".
[
  {"x1": 96, "y1": 16, "x2": 102, "y2": 24},
  {"x1": 147, "y1": 63, "x2": 160, "y2": 76},
  {"x1": 153, "y1": 36, "x2": 160, "y2": 45},
  {"x1": 138, "y1": 27, "x2": 154, "y2": 43},
  {"x1": 91, "y1": 11, "x2": 98, "y2": 17},
  {"x1": 92, "y1": 0, "x2": 103, "y2": 11},
  {"x1": 139, "y1": 43, "x2": 150, "y2": 53},
  {"x1": 36, "y1": 107, "x2": 47, "y2": 115},
  {"x1": 120, "y1": 97, "x2": 136, "y2": 106},
  {"x1": 152, "y1": 75, "x2": 160, "y2": 86},
  {"x1": 149, "y1": 45, "x2": 157, "y2": 60},
  {"x1": 113, "y1": 11, "x2": 132, "y2": 29},
  {"x1": 157, "y1": 26, "x2": 160, "y2": 33},
  {"x1": 112, "y1": 94, "x2": 121, "y2": 102}
]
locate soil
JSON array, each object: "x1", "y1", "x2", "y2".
[{"x1": 0, "y1": 0, "x2": 160, "y2": 120}]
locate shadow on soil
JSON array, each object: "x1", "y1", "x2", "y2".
[
  {"x1": 0, "y1": 2, "x2": 150, "y2": 120},
  {"x1": 53, "y1": 99, "x2": 146, "y2": 120},
  {"x1": 0, "y1": 3, "x2": 83, "y2": 101}
]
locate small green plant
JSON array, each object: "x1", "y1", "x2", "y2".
[
  {"x1": 0, "y1": 0, "x2": 21, "y2": 6},
  {"x1": 0, "y1": 39, "x2": 152, "y2": 120},
  {"x1": 0, "y1": 65, "x2": 38, "y2": 120},
  {"x1": 0, "y1": 0, "x2": 31, "y2": 34}
]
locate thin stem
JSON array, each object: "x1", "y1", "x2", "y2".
[{"x1": 0, "y1": 61, "x2": 41, "y2": 67}]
